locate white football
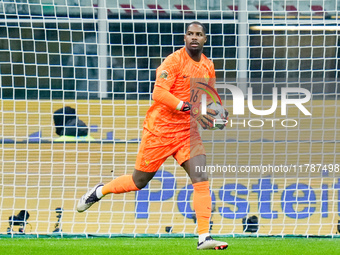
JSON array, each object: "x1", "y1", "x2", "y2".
[{"x1": 207, "y1": 102, "x2": 227, "y2": 130}]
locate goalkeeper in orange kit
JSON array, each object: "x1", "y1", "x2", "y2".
[{"x1": 77, "y1": 21, "x2": 228, "y2": 250}]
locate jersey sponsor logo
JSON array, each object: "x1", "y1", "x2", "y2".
[
  {"x1": 204, "y1": 73, "x2": 210, "y2": 82},
  {"x1": 145, "y1": 160, "x2": 150, "y2": 166},
  {"x1": 159, "y1": 70, "x2": 168, "y2": 79}
]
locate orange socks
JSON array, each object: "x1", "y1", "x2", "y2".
[
  {"x1": 101, "y1": 176, "x2": 211, "y2": 235},
  {"x1": 102, "y1": 175, "x2": 140, "y2": 195},
  {"x1": 193, "y1": 181, "x2": 212, "y2": 235}
]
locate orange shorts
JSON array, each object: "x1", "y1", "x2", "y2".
[{"x1": 135, "y1": 129, "x2": 205, "y2": 172}]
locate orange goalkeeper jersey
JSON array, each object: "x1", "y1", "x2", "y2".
[{"x1": 144, "y1": 47, "x2": 216, "y2": 136}]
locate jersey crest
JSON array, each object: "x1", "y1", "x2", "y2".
[{"x1": 159, "y1": 70, "x2": 168, "y2": 79}]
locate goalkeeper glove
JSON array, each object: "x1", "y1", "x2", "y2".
[
  {"x1": 217, "y1": 107, "x2": 229, "y2": 129},
  {"x1": 197, "y1": 107, "x2": 229, "y2": 130},
  {"x1": 177, "y1": 101, "x2": 192, "y2": 113},
  {"x1": 197, "y1": 108, "x2": 217, "y2": 129},
  {"x1": 224, "y1": 107, "x2": 229, "y2": 122}
]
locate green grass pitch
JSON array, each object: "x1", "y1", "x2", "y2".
[{"x1": 0, "y1": 237, "x2": 340, "y2": 255}]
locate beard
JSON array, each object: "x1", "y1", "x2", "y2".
[{"x1": 187, "y1": 45, "x2": 203, "y2": 56}]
